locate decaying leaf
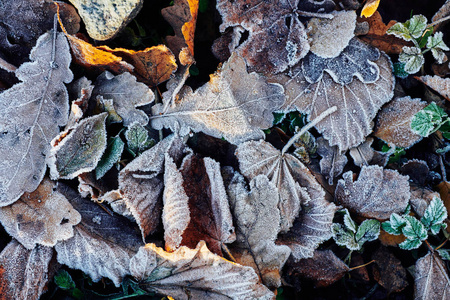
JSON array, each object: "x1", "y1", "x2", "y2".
[
  {"x1": 48, "y1": 113, "x2": 107, "y2": 180},
  {"x1": 0, "y1": 178, "x2": 80, "y2": 250},
  {"x1": 0, "y1": 239, "x2": 54, "y2": 300},
  {"x1": 316, "y1": 137, "x2": 348, "y2": 185},
  {"x1": 226, "y1": 172, "x2": 290, "y2": 288},
  {"x1": 216, "y1": 0, "x2": 312, "y2": 73},
  {"x1": 374, "y1": 96, "x2": 427, "y2": 148},
  {"x1": 236, "y1": 139, "x2": 325, "y2": 232},
  {"x1": 92, "y1": 71, "x2": 154, "y2": 127},
  {"x1": 163, "y1": 152, "x2": 235, "y2": 255},
  {"x1": 432, "y1": 0, "x2": 450, "y2": 31},
  {"x1": 416, "y1": 75, "x2": 450, "y2": 101},
  {"x1": 335, "y1": 165, "x2": 410, "y2": 220},
  {"x1": 414, "y1": 252, "x2": 450, "y2": 299},
  {"x1": 151, "y1": 53, "x2": 284, "y2": 145},
  {"x1": 68, "y1": 0, "x2": 143, "y2": 40},
  {"x1": 349, "y1": 137, "x2": 389, "y2": 167},
  {"x1": 270, "y1": 40, "x2": 395, "y2": 151},
  {"x1": 307, "y1": 10, "x2": 356, "y2": 59},
  {"x1": 372, "y1": 246, "x2": 408, "y2": 293},
  {"x1": 66, "y1": 77, "x2": 94, "y2": 128},
  {"x1": 55, "y1": 184, "x2": 142, "y2": 287},
  {"x1": 0, "y1": 31, "x2": 73, "y2": 206},
  {"x1": 361, "y1": 0, "x2": 381, "y2": 18},
  {"x1": 130, "y1": 241, "x2": 274, "y2": 300},
  {"x1": 402, "y1": 160, "x2": 431, "y2": 186},
  {"x1": 284, "y1": 250, "x2": 349, "y2": 288}
]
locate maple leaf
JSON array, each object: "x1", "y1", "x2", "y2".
[{"x1": 0, "y1": 30, "x2": 73, "y2": 206}]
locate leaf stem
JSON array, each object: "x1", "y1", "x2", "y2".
[
  {"x1": 297, "y1": 11, "x2": 334, "y2": 19},
  {"x1": 428, "y1": 15, "x2": 450, "y2": 28},
  {"x1": 435, "y1": 237, "x2": 449, "y2": 251},
  {"x1": 281, "y1": 106, "x2": 337, "y2": 155},
  {"x1": 425, "y1": 240, "x2": 434, "y2": 252},
  {"x1": 349, "y1": 259, "x2": 375, "y2": 271},
  {"x1": 0, "y1": 56, "x2": 17, "y2": 73}
]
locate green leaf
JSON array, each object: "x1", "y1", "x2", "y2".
[
  {"x1": 418, "y1": 27, "x2": 433, "y2": 48},
  {"x1": 355, "y1": 219, "x2": 380, "y2": 246},
  {"x1": 343, "y1": 209, "x2": 357, "y2": 233},
  {"x1": 125, "y1": 123, "x2": 154, "y2": 156},
  {"x1": 332, "y1": 223, "x2": 360, "y2": 251},
  {"x1": 437, "y1": 249, "x2": 450, "y2": 261},
  {"x1": 411, "y1": 102, "x2": 448, "y2": 137},
  {"x1": 387, "y1": 22, "x2": 412, "y2": 41},
  {"x1": 401, "y1": 215, "x2": 428, "y2": 249},
  {"x1": 382, "y1": 213, "x2": 406, "y2": 235},
  {"x1": 95, "y1": 135, "x2": 125, "y2": 179},
  {"x1": 381, "y1": 221, "x2": 398, "y2": 235},
  {"x1": 399, "y1": 46, "x2": 424, "y2": 74},
  {"x1": 273, "y1": 112, "x2": 286, "y2": 125},
  {"x1": 393, "y1": 62, "x2": 409, "y2": 79},
  {"x1": 405, "y1": 15, "x2": 428, "y2": 39},
  {"x1": 399, "y1": 238, "x2": 423, "y2": 250},
  {"x1": 427, "y1": 32, "x2": 450, "y2": 51},
  {"x1": 424, "y1": 102, "x2": 448, "y2": 122},
  {"x1": 421, "y1": 197, "x2": 448, "y2": 235},
  {"x1": 54, "y1": 269, "x2": 76, "y2": 290}
]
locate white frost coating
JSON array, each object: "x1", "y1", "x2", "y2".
[{"x1": 307, "y1": 10, "x2": 356, "y2": 58}]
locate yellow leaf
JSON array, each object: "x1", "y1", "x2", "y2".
[{"x1": 361, "y1": 0, "x2": 381, "y2": 18}]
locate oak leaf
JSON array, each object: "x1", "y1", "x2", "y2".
[
  {"x1": 130, "y1": 241, "x2": 274, "y2": 300},
  {"x1": 414, "y1": 252, "x2": 450, "y2": 299},
  {"x1": 0, "y1": 31, "x2": 73, "y2": 206}
]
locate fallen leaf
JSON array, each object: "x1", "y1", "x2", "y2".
[
  {"x1": 66, "y1": 77, "x2": 94, "y2": 128},
  {"x1": 335, "y1": 165, "x2": 410, "y2": 220},
  {"x1": 0, "y1": 178, "x2": 81, "y2": 250},
  {"x1": 48, "y1": 113, "x2": 108, "y2": 180},
  {"x1": 236, "y1": 139, "x2": 326, "y2": 232},
  {"x1": 270, "y1": 39, "x2": 395, "y2": 151},
  {"x1": 374, "y1": 96, "x2": 427, "y2": 148},
  {"x1": 414, "y1": 252, "x2": 450, "y2": 299},
  {"x1": 361, "y1": 0, "x2": 381, "y2": 18},
  {"x1": 55, "y1": 184, "x2": 142, "y2": 287},
  {"x1": 0, "y1": 240, "x2": 54, "y2": 300},
  {"x1": 95, "y1": 134, "x2": 125, "y2": 179},
  {"x1": 216, "y1": 0, "x2": 311, "y2": 73},
  {"x1": 151, "y1": 53, "x2": 284, "y2": 145},
  {"x1": 416, "y1": 75, "x2": 450, "y2": 101},
  {"x1": 372, "y1": 246, "x2": 408, "y2": 293},
  {"x1": 410, "y1": 184, "x2": 441, "y2": 218},
  {"x1": 130, "y1": 241, "x2": 274, "y2": 300},
  {"x1": 98, "y1": 45, "x2": 177, "y2": 86},
  {"x1": 68, "y1": 0, "x2": 143, "y2": 40},
  {"x1": 284, "y1": 250, "x2": 349, "y2": 288},
  {"x1": 226, "y1": 171, "x2": 290, "y2": 288},
  {"x1": 92, "y1": 71, "x2": 154, "y2": 127},
  {"x1": 432, "y1": 0, "x2": 450, "y2": 31},
  {"x1": 378, "y1": 229, "x2": 406, "y2": 247},
  {"x1": 401, "y1": 159, "x2": 430, "y2": 186},
  {"x1": 0, "y1": 31, "x2": 73, "y2": 206},
  {"x1": 349, "y1": 137, "x2": 389, "y2": 167},
  {"x1": 316, "y1": 137, "x2": 348, "y2": 185}
]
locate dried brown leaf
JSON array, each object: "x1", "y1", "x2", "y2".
[
  {"x1": 374, "y1": 96, "x2": 426, "y2": 148},
  {"x1": 0, "y1": 31, "x2": 73, "y2": 205},
  {"x1": 335, "y1": 165, "x2": 410, "y2": 220},
  {"x1": 414, "y1": 252, "x2": 450, "y2": 300},
  {"x1": 55, "y1": 184, "x2": 142, "y2": 287},
  {"x1": 151, "y1": 53, "x2": 284, "y2": 145},
  {"x1": 67, "y1": 77, "x2": 94, "y2": 128},
  {"x1": 226, "y1": 172, "x2": 290, "y2": 288},
  {"x1": 432, "y1": 0, "x2": 450, "y2": 31},
  {"x1": 316, "y1": 137, "x2": 348, "y2": 185},
  {"x1": 130, "y1": 241, "x2": 274, "y2": 300},
  {"x1": 0, "y1": 240, "x2": 53, "y2": 300},
  {"x1": 372, "y1": 246, "x2": 408, "y2": 293},
  {"x1": 416, "y1": 75, "x2": 450, "y2": 101}
]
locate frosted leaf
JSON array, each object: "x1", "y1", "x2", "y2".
[
  {"x1": 416, "y1": 75, "x2": 450, "y2": 101},
  {"x1": 0, "y1": 178, "x2": 81, "y2": 250},
  {"x1": 95, "y1": 135, "x2": 125, "y2": 179},
  {"x1": 92, "y1": 71, "x2": 154, "y2": 127},
  {"x1": 48, "y1": 113, "x2": 108, "y2": 180},
  {"x1": 0, "y1": 240, "x2": 54, "y2": 300},
  {"x1": 335, "y1": 165, "x2": 410, "y2": 220},
  {"x1": 216, "y1": 0, "x2": 310, "y2": 73},
  {"x1": 307, "y1": 10, "x2": 356, "y2": 59},
  {"x1": 349, "y1": 138, "x2": 374, "y2": 167},
  {"x1": 0, "y1": 31, "x2": 73, "y2": 206},
  {"x1": 55, "y1": 184, "x2": 142, "y2": 287},
  {"x1": 316, "y1": 137, "x2": 348, "y2": 185},
  {"x1": 270, "y1": 49, "x2": 394, "y2": 151},
  {"x1": 151, "y1": 53, "x2": 284, "y2": 145},
  {"x1": 399, "y1": 46, "x2": 424, "y2": 74},
  {"x1": 301, "y1": 38, "x2": 381, "y2": 85},
  {"x1": 226, "y1": 172, "x2": 291, "y2": 288},
  {"x1": 278, "y1": 195, "x2": 337, "y2": 261},
  {"x1": 130, "y1": 241, "x2": 274, "y2": 300},
  {"x1": 372, "y1": 246, "x2": 408, "y2": 294},
  {"x1": 67, "y1": 0, "x2": 143, "y2": 40},
  {"x1": 414, "y1": 252, "x2": 450, "y2": 299},
  {"x1": 374, "y1": 96, "x2": 426, "y2": 148},
  {"x1": 236, "y1": 140, "x2": 325, "y2": 232}
]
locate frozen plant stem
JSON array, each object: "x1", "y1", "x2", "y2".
[{"x1": 281, "y1": 106, "x2": 337, "y2": 155}]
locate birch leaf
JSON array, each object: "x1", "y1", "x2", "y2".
[
  {"x1": 226, "y1": 172, "x2": 290, "y2": 288},
  {"x1": 151, "y1": 53, "x2": 284, "y2": 145},
  {"x1": 130, "y1": 241, "x2": 274, "y2": 300},
  {"x1": 236, "y1": 140, "x2": 325, "y2": 232},
  {"x1": 48, "y1": 113, "x2": 108, "y2": 180},
  {"x1": 55, "y1": 184, "x2": 142, "y2": 287},
  {"x1": 336, "y1": 165, "x2": 410, "y2": 220},
  {"x1": 270, "y1": 41, "x2": 394, "y2": 151},
  {"x1": 0, "y1": 240, "x2": 54, "y2": 300},
  {"x1": 0, "y1": 178, "x2": 81, "y2": 250},
  {"x1": 0, "y1": 31, "x2": 73, "y2": 206},
  {"x1": 414, "y1": 252, "x2": 450, "y2": 299}
]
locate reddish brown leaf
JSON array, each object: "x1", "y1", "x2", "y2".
[{"x1": 372, "y1": 246, "x2": 408, "y2": 293}]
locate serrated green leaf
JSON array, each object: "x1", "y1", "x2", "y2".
[
  {"x1": 406, "y1": 15, "x2": 428, "y2": 39},
  {"x1": 427, "y1": 32, "x2": 450, "y2": 51},
  {"x1": 411, "y1": 110, "x2": 436, "y2": 137},
  {"x1": 399, "y1": 237, "x2": 423, "y2": 250},
  {"x1": 437, "y1": 249, "x2": 450, "y2": 260},
  {"x1": 402, "y1": 215, "x2": 428, "y2": 243},
  {"x1": 381, "y1": 221, "x2": 399, "y2": 235},
  {"x1": 343, "y1": 209, "x2": 357, "y2": 233},
  {"x1": 54, "y1": 269, "x2": 76, "y2": 290},
  {"x1": 356, "y1": 219, "x2": 380, "y2": 246},
  {"x1": 421, "y1": 197, "x2": 447, "y2": 235},
  {"x1": 332, "y1": 223, "x2": 360, "y2": 251},
  {"x1": 95, "y1": 135, "x2": 125, "y2": 179},
  {"x1": 125, "y1": 123, "x2": 154, "y2": 156},
  {"x1": 399, "y1": 46, "x2": 424, "y2": 74},
  {"x1": 431, "y1": 48, "x2": 446, "y2": 64},
  {"x1": 424, "y1": 102, "x2": 448, "y2": 122},
  {"x1": 387, "y1": 22, "x2": 412, "y2": 41}
]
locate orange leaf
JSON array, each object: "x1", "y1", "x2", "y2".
[{"x1": 361, "y1": 0, "x2": 381, "y2": 18}]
